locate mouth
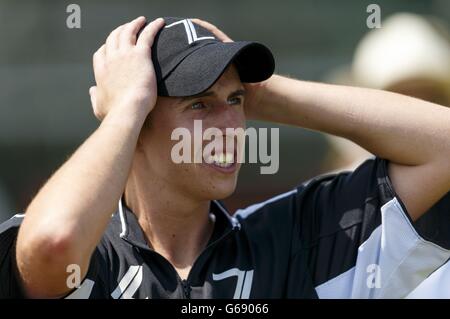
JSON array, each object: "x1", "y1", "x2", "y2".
[{"x1": 202, "y1": 151, "x2": 238, "y2": 174}]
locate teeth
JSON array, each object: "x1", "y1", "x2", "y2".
[{"x1": 207, "y1": 153, "x2": 234, "y2": 168}]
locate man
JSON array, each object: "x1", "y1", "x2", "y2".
[{"x1": 0, "y1": 16, "x2": 449, "y2": 299}]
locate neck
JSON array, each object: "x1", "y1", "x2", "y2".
[{"x1": 124, "y1": 163, "x2": 214, "y2": 275}]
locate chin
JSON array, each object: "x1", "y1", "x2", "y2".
[
  {"x1": 189, "y1": 161, "x2": 238, "y2": 198},
  {"x1": 211, "y1": 185, "x2": 237, "y2": 200},
  {"x1": 176, "y1": 162, "x2": 240, "y2": 200},
  {"x1": 198, "y1": 174, "x2": 239, "y2": 200}
]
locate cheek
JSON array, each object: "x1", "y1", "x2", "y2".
[
  {"x1": 237, "y1": 114, "x2": 246, "y2": 130},
  {"x1": 153, "y1": 122, "x2": 199, "y2": 168},
  {"x1": 139, "y1": 123, "x2": 178, "y2": 168}
]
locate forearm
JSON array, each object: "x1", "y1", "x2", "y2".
[
  {"x1": 15, "y1": 15, "x2": 165, "y2": 297},
  {"x1": 252, "y1": 75, "x2": 450, "y2": 166},
  {"x1": 16, "y1": 104, "x2": 145, "y2": 297}
]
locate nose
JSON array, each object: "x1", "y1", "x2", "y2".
[{"x1": 212, "y1": 102, "x2": 244, "y2": 130}]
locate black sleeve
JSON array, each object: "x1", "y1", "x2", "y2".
[
  {"x1": 0, "y1": 215, "x2": 109, "y2": 299},
  {"x1": 414, "y1": 191, "x2": 450, "y2": 249},
  {"x1": 0, "y1": 215, "x2": 26, "y2": 298},
  {"x1": 63, "y1": 242, "x2": 110, "y2": 299},
  {"x1": 293, "y1": 157, "x2": 450, "y2": 298}
]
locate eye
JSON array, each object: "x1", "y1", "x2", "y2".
[
  {"x1": 191, "y1": 101, "x2": 207, "y2": 110},
  {"x1": 228, "y1": 96, "x2": 243, "y2": 106}
]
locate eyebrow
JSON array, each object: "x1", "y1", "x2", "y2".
[
  {"x1": 178, "y1": 88, "x2": 246, "y2": 105},
  {"x1": 229, "y1": 89, "x2": 246, "y2": 99}
]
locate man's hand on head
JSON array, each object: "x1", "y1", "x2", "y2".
[
  {"x1": 89, "y1": 17, "x2": 165, "y2": 122},
  {"x1": 191, "y1": 18, "x2": 233, "y2": 43},
  {"x1": 15, "y1": 17, "x2": 167, "y2": 299}
]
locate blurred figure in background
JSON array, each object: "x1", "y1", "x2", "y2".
[
  {"x1": 323, "y1": 12, "x2": 450, "y2": 172},
  {"x1": 322, "y1": 12, "x2": 450, "y2": 253}
]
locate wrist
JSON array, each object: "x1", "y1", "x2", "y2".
[{"x1": 244, "y1": 74, "x2": 278, "y2": 121}]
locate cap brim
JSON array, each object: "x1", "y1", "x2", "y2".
[{"x1": 158, "y1": 41, "x2": 275, "y2": 97}]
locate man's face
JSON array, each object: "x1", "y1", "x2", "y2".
[{"x1": 137, "y1": 65, "x2": 246, "y2": 201}]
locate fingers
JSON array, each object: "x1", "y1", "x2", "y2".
[
  {"x1": 90, "y1": 17, "x2": 163, "y2": 122},
  {"x1": 136, "y1": 18, "x2": 165, "y2": 49},
  {"x1": 93, "y1": 44, "x2": 106, "y2": 81},
  {"x1": 120, "y1": 16, "x2": 147, "y2": 47},
  {"x1": 105, "y1": 16, "x2": 147, "y2": 54},
  {"x1": 105, "y1": 25, "x2": 124, "y2": 53},
  {"x1": 93, "y1": 43, "x2": 105, "y2": 65},
  {"x1": 100, "y1": 17, "x2": 163, "y2": 58},
  {"x1": 89, "y1": 86, "x2": 97, "y2": 106},
  {"x1": 191, "y1": 18, "x2": 233, "y2": 42}
]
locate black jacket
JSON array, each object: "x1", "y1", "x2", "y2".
[{"x1": 1, "y1": 158, "x2": 449, "y2": 298}]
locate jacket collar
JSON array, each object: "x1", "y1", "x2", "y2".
[{"x1": 115, "y1": 197, "x2": 240, "y2": 251}]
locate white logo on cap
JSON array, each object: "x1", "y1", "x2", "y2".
[{"x1": 164, "y1": 19, "x2": 215, "y2": 44}]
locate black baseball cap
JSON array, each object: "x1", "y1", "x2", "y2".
[{"x1": 149, "y1": 17, "x2": 275, "y2": 97}]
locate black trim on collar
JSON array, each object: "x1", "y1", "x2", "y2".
[{"x1": 116, "y1": 198, "x2": 240, "y2": 251}]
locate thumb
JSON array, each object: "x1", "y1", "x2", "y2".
[
  {"x1": 89, "y1": 86, "x2": 97, "y2": 106},
  {"x1": 89, "y1": 86, "x2": 102, "y2": 120}
]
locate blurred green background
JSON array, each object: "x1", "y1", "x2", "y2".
[{"x1": 0, "y1": 0, "x2": 449, "y2": 221}]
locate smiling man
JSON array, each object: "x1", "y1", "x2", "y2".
[{"x1": 0, "y1": 16, "x2": 450, "y2": 299}]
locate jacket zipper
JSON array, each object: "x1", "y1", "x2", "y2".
[
  {"x1": 177, "y1": 226, "x2": 238, "y2": 299},
  {"x1": 181, "y1": 279, "x2": 191, "y2": 299}
]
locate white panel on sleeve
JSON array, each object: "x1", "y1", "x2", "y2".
[
  {"x1": 316, "y1": 198, "x2": 450, "y2": 298},
  {"x1": 406, "y1": 259, "x2": 450, "y2": 298}
]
